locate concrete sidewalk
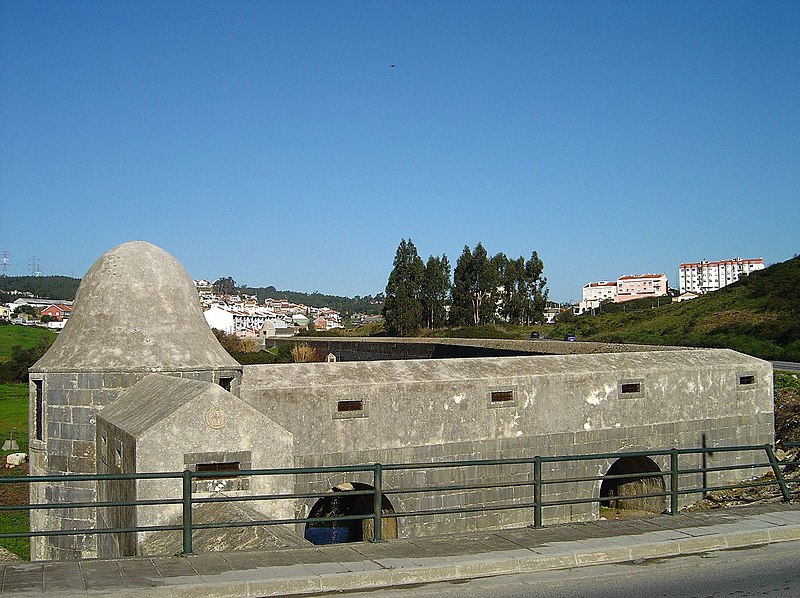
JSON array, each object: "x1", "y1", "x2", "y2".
[{"x1": 3, "y1": 502, "x2": 800, "y2": 597}]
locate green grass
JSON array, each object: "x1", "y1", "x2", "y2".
[
  {"x1": 0, "y1": 384, "x2": 29, "y2": 453},
  {"x1": 0, "y1": 501, "x2": 29, "y2": 561},
  {"x1": 0, "y1": 324, "x2": 56, "y2": 362}
]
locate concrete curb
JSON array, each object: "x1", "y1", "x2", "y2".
[
  {"x1": 24, "y1": 523, "x2": 799, "y2": 598},
  {"x1": 5, "y1": 506, "x2": 800, "y2": 597}
]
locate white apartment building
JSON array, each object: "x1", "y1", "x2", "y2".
[
  {"x1": 579, "y1": 281, "x2": 618, "y2": 312},
  {"x1": 203, "y1": 304, "x2": 290, "y2": 335},
  {"x1": 678, "y1": 257, "x2": 764, "y2": 294}
]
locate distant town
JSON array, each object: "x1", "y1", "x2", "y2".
[{"x1": 1, "y1": 255, "x2": 765, "y2": 338}]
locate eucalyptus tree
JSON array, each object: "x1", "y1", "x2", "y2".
[
  {"x1": 421, "y1": 254, "x2": 451, "y2": 329},
  {"x1": 451, "y1": 243, "x2": 497, "y2": 326}
]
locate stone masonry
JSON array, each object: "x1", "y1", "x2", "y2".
[{"x1": 29, "y1": 241, "x2": 775, "y2": 560}]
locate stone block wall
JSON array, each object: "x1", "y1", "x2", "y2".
[
  {"x1": 291, "y1": 411, "x2": 773, "y2": 539},
  {"x1": 28, "y1": 368, "x2": 242, "y2": 561}
]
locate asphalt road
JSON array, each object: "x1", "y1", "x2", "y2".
[
  {"x1": 773, "y1": 361, "x2": 800, "y2": 372},
  {"x1": 322, "y1": 540, "x2": 800, "y2": 598}
]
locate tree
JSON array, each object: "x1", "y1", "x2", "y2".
[
  {"x1": 420, "y1": 255, "x2": 451, "y2": 329},
  {"x1": 0, "y1": 336, "x2": 54, "y2": 383},
  {"x1": 382, "y1": 239, "x2": 425, "y2": 336},
  {"x1": 213, "y1": 277, "x2": 237, "y2": 296},
  {"x1": 522, "y1": 251, "x2": 548, "y2": 324},
  {"x1": 451, "y1": 243, "x2": 497, "y2": 326},
  {"x1": 12, "y1": 305, "x2": 36, "y2": 317}
]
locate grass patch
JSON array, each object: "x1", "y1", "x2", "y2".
[
  {"x1": 0, "y1": 384, "x2": 29, "y2": 453},
  {"x1": 0, "y1": 383, "x2": 30, "y2": 559},
  {"x1": 0, "y1": 324, "x2": 56, "y2": 362}
]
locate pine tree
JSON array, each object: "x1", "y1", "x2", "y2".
[{"x1": 382, "y1": 239, "x2": 425, "y2": 336}]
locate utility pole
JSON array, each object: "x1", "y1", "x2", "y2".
[{"x1": 30, "y1": 257, "x2": 42, "y2": 277}]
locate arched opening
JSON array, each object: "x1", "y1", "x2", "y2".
[
  {"x1": 599, "y1": 456, "x2": 666, "y2": 517},
  {"x1": 304, "y1": 482, "x2": 398, "y2": 545}
]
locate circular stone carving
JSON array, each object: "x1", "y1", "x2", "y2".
[{"x1": 205, "y1": 405, "x2": 227, "y2": 429}]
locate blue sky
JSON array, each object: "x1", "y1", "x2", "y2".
[{"x1": 1, "y1": 1, "x2": 798, "y2": 303}]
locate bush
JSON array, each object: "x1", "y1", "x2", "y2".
[{"x1": 0, "y1": 337, "x2": 54, "y2": 383}]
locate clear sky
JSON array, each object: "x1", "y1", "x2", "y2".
[{"x1": 1, "y1": 1, "x2": 798, "y2": 303}]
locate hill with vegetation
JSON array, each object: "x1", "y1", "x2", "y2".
[
  {"x1": 239, "y1": 285, "x2": 383, "y2": 316},
  {"x1": 0, "y1": 323, "x2": 56, "y2": 383},
  {"x1": 0, "y1": 274, "x2": 383, "y2": 317},
  {"x1": 547, "y1": 255, "x2": 800, "y2": 361},
  {"x1": 0, "y1": 276, "x2": 80, "y2": 302}
]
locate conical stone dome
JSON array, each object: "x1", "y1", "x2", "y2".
[{"x1": 32, "y1": 241, "x2": 240, "y2": 373}]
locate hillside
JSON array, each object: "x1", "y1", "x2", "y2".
[
  {"x1": 240, "y1": 285, "x2": 383, "y2": 316},
  {"x1": 0, "y1": 276, "x2": 80, "y2": 301},
  {"x1": 547, "y1": 256, "x2": 800, "y2": 361},
  {"x1": 0, "y1": 276, "x2": 382, "y2": 316}
]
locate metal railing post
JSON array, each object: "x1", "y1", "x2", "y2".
[
  {"x1": 669, "y1": 448, "x2": 679, "y2": 515},
  {"x1": 182, "y1": 469, "x2": 193, "y2": 555},
  {"x1": 372, "y1": 463, "x2": 383, "y2": 542},
  {"x1": 533, "y1": 456, "x2": 542, "y2": 528},
  {"x1": 765, "y1": 445, "x2": 791, "y2": 501}
]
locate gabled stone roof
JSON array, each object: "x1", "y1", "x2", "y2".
[{"x1": 98, "y1": 374, "x2": 234, "y2": 437}]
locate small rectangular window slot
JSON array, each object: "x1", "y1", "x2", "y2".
[
  {"x1": 337, "y1": 400, "x2": 363, "y2": 412},
  {"x1": 491, "y1": 391, "x2": 514, "y2": 402},
  {"x1": 196, "y1": 461, "x2": 240, "y2": 476},
  {"x1": 738, "y1": 374, "x2": 756, "y2": 386},
  {"x1": 218, "y1": 377, "x2": 233, "y2": 391},
  {"x1": 618, "y1": 379, "x2": 644, "y2": 398}
]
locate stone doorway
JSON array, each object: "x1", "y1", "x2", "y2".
[
  {"x1": 304, "y1": 482, "x2": 398, "y2": 544},
  {"x1": 599, "y1": 456, "x2": 667, "y2": 516}
]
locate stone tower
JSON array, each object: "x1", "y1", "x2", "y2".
[{"x1": 28, "y1": 241, "x2": 242, "y2": 560}]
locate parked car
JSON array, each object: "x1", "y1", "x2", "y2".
[
  {"x1": 530, "y1": 331, "x2": 541, "y2": 339},
  {"x1": 564, "y1": 333, "x2": 577, "y2": 341}
]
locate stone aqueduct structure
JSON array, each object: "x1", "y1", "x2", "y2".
[{"x1": 28, "y1": 242, "x2": 774, "y2": 560}]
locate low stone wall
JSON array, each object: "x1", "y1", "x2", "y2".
[{"x1": 290, "y1": 413, "x2": 773, "y2": 539}]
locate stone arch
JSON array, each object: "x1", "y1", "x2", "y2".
[
  {"x1": 599, "y1": 456, "x2": 667, "y2": 516},
  {"x1": 304, "y1": 482, "x2": 398, "y2": 544}
]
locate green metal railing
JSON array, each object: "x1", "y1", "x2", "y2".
[{"x1": 0, "y1": 444, "x2": 795, "y2": 555}]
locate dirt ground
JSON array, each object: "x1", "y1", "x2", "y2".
[{"x1": 0, "y1": 461, "x2": 28, "y2": 505}]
